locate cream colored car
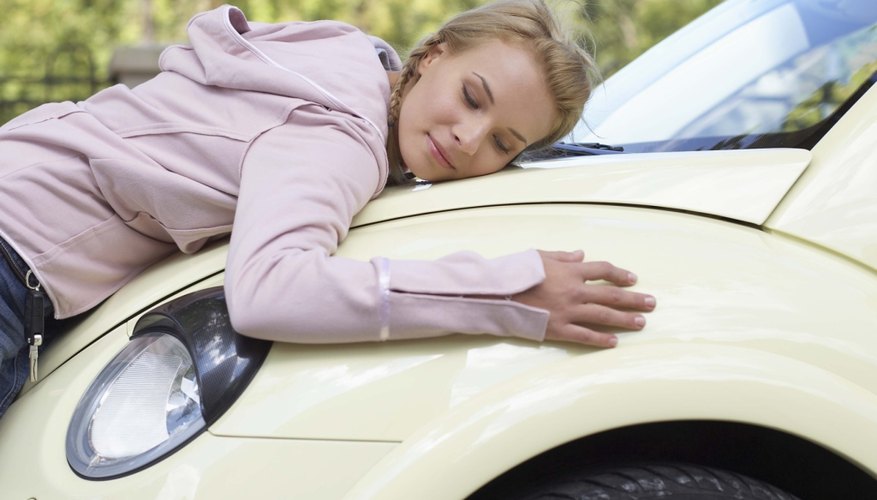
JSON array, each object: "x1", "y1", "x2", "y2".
[{"x1": 2, "y1": 0, "x2": 876, "y2": 498}]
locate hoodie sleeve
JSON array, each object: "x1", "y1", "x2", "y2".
[{"x1": 225, "y1": 105, "x2": 549, "y2": 344}]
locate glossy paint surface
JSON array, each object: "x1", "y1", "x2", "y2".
[
  {"x1": 345, "y1": 344, "x2": 877, "y2": 500},
  {"x1": 213, "y1": 203, "x2": 877, "y2": 442},
  {"x1": 354, "y1": 148, "x2": 809, "y2": 227},
  {"x1": 353, "y1": 149, "x2": 810, "y2": 226},
  {"x1": 768, "y1": 85, "x2": 877, "y2": 271}
]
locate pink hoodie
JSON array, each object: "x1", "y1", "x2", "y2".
[{"x1": 0, "y1": 6, "x2": 548, "y2": 342}]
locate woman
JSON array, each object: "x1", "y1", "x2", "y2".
[{"x1": 0, "y1": 0, "x2": 655, "y2": 418}]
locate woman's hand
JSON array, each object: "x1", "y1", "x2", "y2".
[{"x1": 512, "y1": 250, "x2": 656, "y2": 348}]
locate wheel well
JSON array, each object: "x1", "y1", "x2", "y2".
[{"x1": 468, "y1": 420, "x2": 877, "y2": 499}]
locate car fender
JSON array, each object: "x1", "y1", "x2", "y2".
[{"x1": 344, "y1": 343, "x2": 877, "y2": 500}]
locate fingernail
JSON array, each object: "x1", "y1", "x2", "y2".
[
  {"x1": 645, "y1": 296, "x2": 656, "y2": 308},
  {"x1": 635, "y1": 315, "x2": 646, "y2": 327},
  {"x1": 628, "y1": 272, "x2": 638, "y2": 283},
  {"x1": 608, "y1": 336, "x2": 618, "y2": 347}
]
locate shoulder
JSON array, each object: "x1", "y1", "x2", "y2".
[{"x1": 245, "y1": 18, "x2": 368, "y2": 48}]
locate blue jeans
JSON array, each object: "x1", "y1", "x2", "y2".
[{"x1": 0, "y1": 237, "x2": 54, "y2": 418}]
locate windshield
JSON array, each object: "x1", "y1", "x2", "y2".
[{"x1": 565, "y1": 0, "x2": 877, "y2": 154}]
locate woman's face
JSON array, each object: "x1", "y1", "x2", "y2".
[{"x1": 397, "y1": 39, "x2": 557, "y2": 182}]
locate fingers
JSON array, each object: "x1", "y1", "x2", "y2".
[
  {"x1": 546, "y1": 324, "x2": 619, "y2": 348},
  {"x1": 536, "y1": 251, "x2": 638, "y2": 286},
  {"x1": 572, "y1": 302, "x2": 647, "y2": 331},
  {"x1": 545, "y1": 303, "x2": 645, "y2": 348},
  {"x1": 579, "y1": 260, "x2": 638, "y2": 286},
  {"x1": 528, "y1": 251, "x2": 656, "y2": 349},
  {"x1": 539, "y1": 249, "x2": 585, "y2": 263},
  {"x1": 550, "y1": 273, "x2": 656, "y2": 349},
  {"x1": 545, "y1": 300, "x2": 648, "y2": 347},
  {"x1": 579, "y1": 283, "x2": 656, "y2": 312}
]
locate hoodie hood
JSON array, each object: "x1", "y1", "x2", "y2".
[{"x1": 159, "y1": 5, "x2": 401, "y2": 144}]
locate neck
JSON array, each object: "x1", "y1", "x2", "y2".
[{"x1": 387, "y1": 71, "x2": 400, "y2": 88}]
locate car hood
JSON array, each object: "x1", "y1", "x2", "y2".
[
  {"x1": 209, "y1": 144, "x2": 875, "y2": 441},
  {"x1": 354, "y1": 148, "x2": 810, "y2": 227},
  {"x1": 212, "y1": 197, "x2": 877, "y2": 441}
]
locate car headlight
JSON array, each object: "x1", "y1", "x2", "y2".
[{"x1": 66, "y1": 287, "x2": 271, "y2": 479}]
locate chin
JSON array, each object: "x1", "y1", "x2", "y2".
[
  {"x1": 402, "y1": 156, "x2": 443, "y2": 182},
  {"x1": 413, "y1": 166, "x2": 453, "y2": 182}
]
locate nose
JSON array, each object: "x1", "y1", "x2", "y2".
[{"x1": 452, "y1": 117, "x2": 489, "y2": 155}]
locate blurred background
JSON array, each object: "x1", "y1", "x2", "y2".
[{"x1": 0, "y1": 0, "x2": 720, "y2": 124}]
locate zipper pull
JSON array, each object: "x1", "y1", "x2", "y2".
[{"x1": 29, "y1": 335, "x2": 42, "y2": 383}]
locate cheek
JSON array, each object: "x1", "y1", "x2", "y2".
[
  {"x1": 395, "y1": 94, "x2": 431, "y2": 173},
  {"x1": 397, "y1": 81, "x2": 428, "y2": 132},
  {"x1": 407, "y1": 74, "x2": 459, "y2": 120},
  {"x1": 396, "y1": 104, "x2": 416, "y2": 165},
  {"x1": 396, "y1": 79, "x2": 450, "y2": 146}
]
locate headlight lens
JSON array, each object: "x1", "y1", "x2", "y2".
[
  {"x1": 66, "y1": 332, "x2": 206, "y2": 479},
  {"x1": 66, "y1": 287, "x2": 271, "y2": 480}
]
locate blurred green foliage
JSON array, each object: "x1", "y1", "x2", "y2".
[
  {"x1": 783, "y1": 59, "x2": 877, "y2": 131},
  {"x1": 578, "y1": 0, "x2": 724, "y2": 75},
  {"x1": 0, "y1": 0, "x2": 721, "y2": 123}
]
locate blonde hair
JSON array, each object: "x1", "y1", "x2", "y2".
[{"x1": 387, "y1": 0, "x2": 596, "y2": 183}]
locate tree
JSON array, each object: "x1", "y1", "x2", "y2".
[
  {"x1": 0, "y1": 0, "x2": 136, "y2": 119},
  {"x1": 578, "y1": 0, "x2": 723, "y2": 76},
  {"x1": 0, "y1": 0, "x2": 722, "y2": 124}
]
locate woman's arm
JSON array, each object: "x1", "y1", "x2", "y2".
[{"x1": 226, "y1": 105, "x2": 653, "y2": 346}]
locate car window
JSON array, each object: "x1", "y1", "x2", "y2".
[
  {"x1": 561, "y1": 0, "x2": 877, "y2": 155},
  {"x1": 677, "y1": 21, "x2": 877, "y2": 143}
]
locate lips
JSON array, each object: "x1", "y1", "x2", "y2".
[{"x1": 427, "y1": 134, "x2": 456, "y2": 170}]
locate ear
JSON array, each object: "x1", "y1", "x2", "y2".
[{"x1": 418, "y1": 42, "x2": 447, "y2": 74}]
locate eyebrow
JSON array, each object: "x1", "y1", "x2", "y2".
[
  {"x1": 473, "y1": 72, "x2": 528, "y2": 145},
  {"x1": 473, "y1": 72, "x2": 495, "y2": 104}
]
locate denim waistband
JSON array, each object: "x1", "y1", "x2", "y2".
[{"x1": 0, "y1": 236, "x2": 32, "y2": 287}]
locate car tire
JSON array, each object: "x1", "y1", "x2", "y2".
[{"x1": 518, "y1": 462, "x2": 800, "y2": 499}]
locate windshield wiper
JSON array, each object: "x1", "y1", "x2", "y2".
[
  {"x1": 518, "y1": 141, "x2": 626, "y2": 162},
  {"x1": 553, "y1": 142, "x2": 625, "y2": 155}
]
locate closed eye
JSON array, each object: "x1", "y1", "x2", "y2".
[
  {"x1": 462, "y1": 85, "x2": 479, "y2": 109},
  {"x1": 494, "y1": 135, "x2": 511, "y2": 154}
]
